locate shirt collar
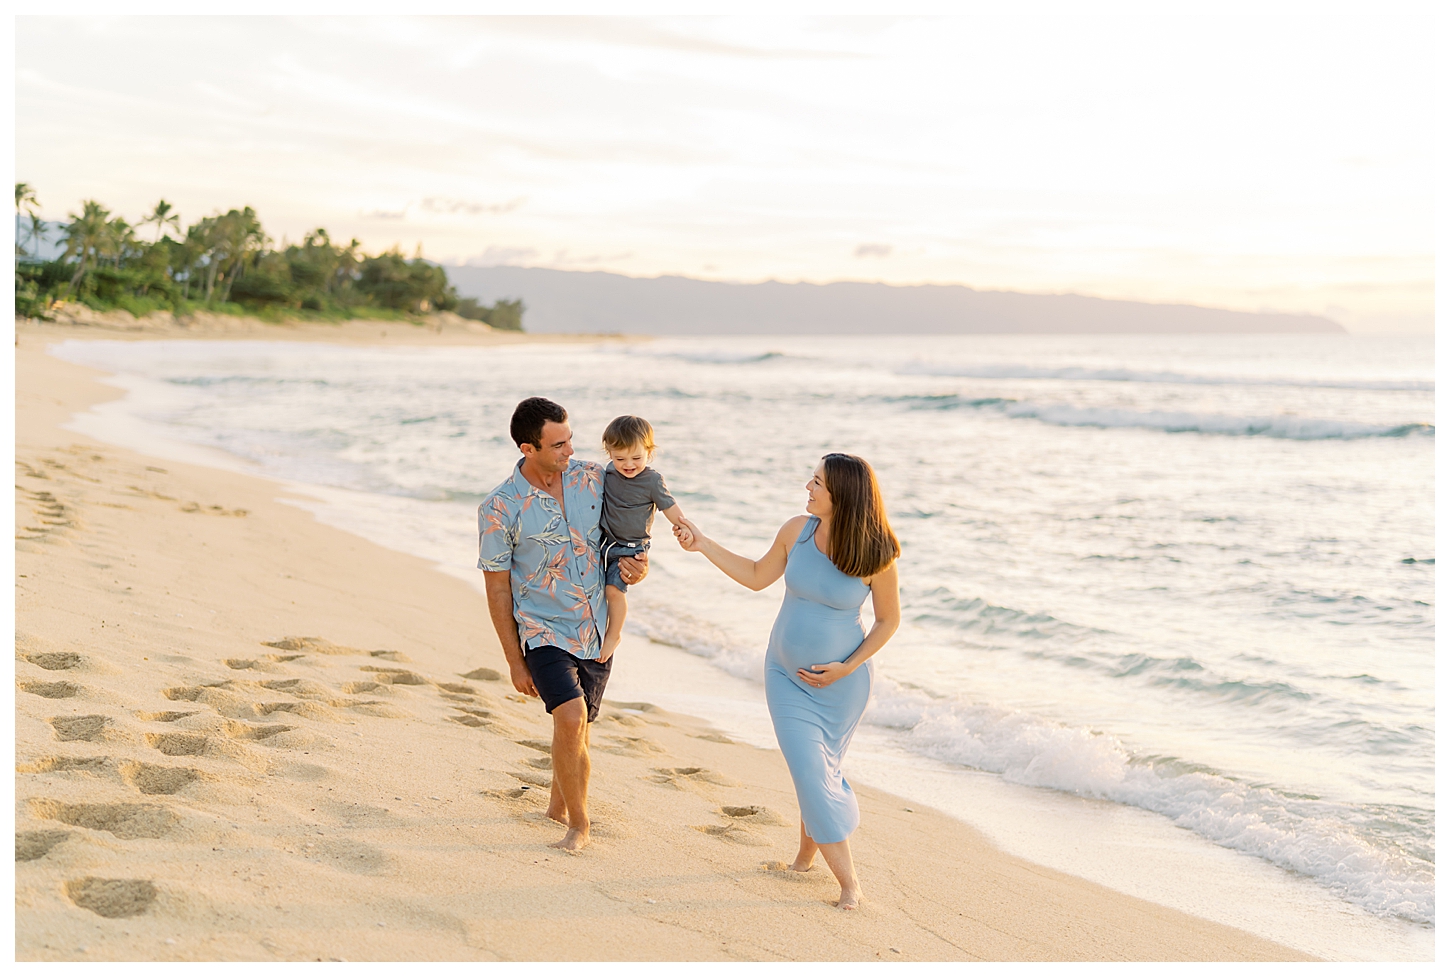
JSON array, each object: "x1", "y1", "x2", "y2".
[{"x1": 511, "y1": 457, "x2": 573, "y2": 501}]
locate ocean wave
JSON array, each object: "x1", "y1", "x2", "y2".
[
  {"x1": 651, "y1": 350, "x2": 788, "y2": 365},
  {"x1": 912, "y1": 590, "x2": 1104, "y2": 644},
  {"x1": 865, "y1": 677, "x2": 1435, "y2": 924},
  {"x1": 895, "y1": 394, "x2": 1433, "y2": 440},
  {"x1": 898, "y1": 361, "x2": 1434, "y2": 392}
]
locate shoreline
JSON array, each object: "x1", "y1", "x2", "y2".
[
  {"x1": 14, "y1": 320, "x2": 1311, "y2": 961},
  {"x1": 17, "y1": 306, "x2": 644, "y2": 348}
]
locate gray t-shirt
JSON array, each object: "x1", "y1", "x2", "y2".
[{"x1": 601, "y1": 464, "x2": 676, "y2": 545}]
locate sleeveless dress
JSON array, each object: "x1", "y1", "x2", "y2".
[{"x1": 764, "y1": 516, "x2": 873, "y2": 845}]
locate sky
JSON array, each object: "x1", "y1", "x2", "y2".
[{"x1": 14, "y1": 14, "x2": 1435, "y2": 333}]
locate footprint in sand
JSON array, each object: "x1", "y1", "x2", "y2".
[
  {"x1": 721, "y1": 805, "x2": 788, "y2": 825},
  {"x1": 20, "y1": 680, "x2": 81, "y2": 699},
  {"x1": 18, "y1": 755, "x2": 113, "y2": 775},
  {"x1": 697, "y1": 805, "x2": 789, "y2": 846},
  {"x1": 30, "y1": 799, "x2": 180, "y2": 839},
  {"x1": 137, "y1": 711, "x2": 197, "y2": 723},
  {"x1": 760, "y1": 860, "x2": 821, "y2": 879},
  {"x1": 48, "y1": 715, "x2": 111, "y2": 742},
  {"x1": 648, "y1": 766, "x2": 740, "y2": 791},
  {"x1": 119, "y1": 761, "x2": 202, "y2": 796},
  {"x1": 306, "y1": 839, "x2": 389, "y2": 876},
  {"x1": 65, "y1": 878, "x2": 158, "y2": 918},
  {"x1": 224, "y1": 720, "x2": 296, "y2": 742},
  {"x1": 461, "y1": 667, "x2": 502, "y2": 682},
  {"x1": 146, "y1": 732, "x2": 209, "y2": 756},
  {"x1": 23, "y1": 651, "x2": 83, "y2": 671},
  {"x1": 596, "y1": 736, "x2": 667, "y2": 757},
  {"x1": 16, "y1": 829, "x2": 71, "y2": 862},
  {"x1": 357, "y1": 666, "x2": 429, "y2": 686},
  {"x1": 162, "y1": 684, "x2": 219, "y2": 702},
  {"x1": 694, "y1": 823, "x2": 770, "y2": 846},
  {"x1": 448, "y1": 708, "x2": 517, "y2": 735},
  {"x1": 436, "y1": 682, "x2": 477, "y2": 695},
  {"x1": 484, "y1": 785, "x2": 543, "y2": 803}
]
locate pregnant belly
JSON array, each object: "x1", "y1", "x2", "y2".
[{"x1": 769, "y1": 597, "x2": 864, "y2": 673}]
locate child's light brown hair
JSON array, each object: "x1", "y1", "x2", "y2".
[{"x1": 602, "y1": 415, "x2": 657, "y2": 458}]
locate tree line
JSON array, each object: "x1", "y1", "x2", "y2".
[{"x1": 13, "y1": 183, "x2": 524, "y2": 330}]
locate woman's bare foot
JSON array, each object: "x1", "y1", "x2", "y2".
[
  {"x1": 549, "y1": 825, "x2": 590, "y2": 851},
  {"x1": 789, "y1": 856, "x2": 815, "y2": 872},
  {"x1": 836, "y1": 886, "x2": 863, "y2": 910}
]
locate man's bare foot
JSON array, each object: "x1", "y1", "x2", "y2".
[
  {"x1": 836, "y1": 887, "x2": 863, "y2": 910},
  {"x1": 549, "y1": 826, "x2": 590, "y2": 851}
]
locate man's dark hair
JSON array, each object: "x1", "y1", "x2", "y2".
[{"x1": 510, "y1": 397, "x2": 568, "y2": 450}]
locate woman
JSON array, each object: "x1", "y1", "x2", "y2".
[{"x1": 675, "y1": 453, "x2": 900, "y2": 910}]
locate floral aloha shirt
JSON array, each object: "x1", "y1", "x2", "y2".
[{"x1": 477, "y1": 458, "x2": 607, "y2": 660}]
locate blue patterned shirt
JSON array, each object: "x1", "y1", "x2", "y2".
[{"x1": 477, "y1": 458, "x2": 607, "y2": 660}]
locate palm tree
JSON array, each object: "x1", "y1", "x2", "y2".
[
  {"x1": 15, "y1": 182, "x2": 40, "y2": 256},
  {"x1": 215, "y1": 207, "x2": 266, "y2": 303},
  {"x1": 104, "y1": 217, "x2": 137, "y2": 268},
  {"x1": 139, "y1": 199, "x2": 181, "y2": 243},
  {"x1": 61, "y1": 200, "x2": 112, "y2": 291}
]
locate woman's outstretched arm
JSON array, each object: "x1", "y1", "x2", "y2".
[{"x1": 675, "y1": 514, "x2": 808, "y2": 592}]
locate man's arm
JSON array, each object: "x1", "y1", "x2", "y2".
[{"x1": 483, "y1": 570, "x2": 537, "y2": 697}]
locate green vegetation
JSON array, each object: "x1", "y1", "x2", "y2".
[
  {"x1": 14, "y1": 185, "x2": 524, "y2": 330},
  {"x1": 456, "y1": 296, "x2": 524, "y2": 331}
]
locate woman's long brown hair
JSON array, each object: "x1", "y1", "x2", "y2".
[{"x1": 821, "y1": 453, "x2": 900, "y2": 579}]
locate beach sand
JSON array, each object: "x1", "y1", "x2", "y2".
[{"x1": 13, "y1": 317, "x2": 1311, "y2": 961}]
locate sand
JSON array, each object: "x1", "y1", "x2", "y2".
[{"x1": 12, "y1": 315, "x2": 1311, "y2": 961}]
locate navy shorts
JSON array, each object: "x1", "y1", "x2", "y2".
[
  {"x1": 523, "y1": 645, "x2": 613, "y2": 723},
  {"x1": 603, "y1": 539, "x2": 649, "y2": 593}
]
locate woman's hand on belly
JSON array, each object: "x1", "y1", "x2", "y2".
[{"x1": 797, "y1": 660, "x2": 855, "y2": 689}]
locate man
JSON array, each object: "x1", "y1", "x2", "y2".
[{"x1": 478, "y1": 396, "x2": 648, "y2": 851}]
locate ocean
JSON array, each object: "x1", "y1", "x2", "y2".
[{"x1": 53, "y1": 332, "x2": 1434, "y2": 960}]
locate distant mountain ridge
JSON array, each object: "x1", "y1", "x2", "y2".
[{"x1": 444, "y1": 265, "x2": 1345, "y2": 335}]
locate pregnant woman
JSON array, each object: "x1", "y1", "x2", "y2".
[{"x1": 676, "y1": 453, "x2": 900, "y2": 909}]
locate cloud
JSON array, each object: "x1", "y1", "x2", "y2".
[
  {"x1": 464, "y1": 246, "x2": 539, "y2": 266},
  {"x1": 360, "y1": 209, "x2": 407, "y2": 221},
  {"x1": 854, "y1": 243, "x2": 892, "y2": 258},
  {"x1": 421, "y1": 197, "x2": 524, "y2": 216}
]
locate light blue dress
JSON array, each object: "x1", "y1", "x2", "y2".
[{"x1": 765, "y1": 516, "x2": 873, "y2": 845}]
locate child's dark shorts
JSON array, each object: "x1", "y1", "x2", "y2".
[
  {"x1": 522, "y1": 645, "x2": 613, "y2": 723},
  {"x1": 603, "y1": 538, "x2": 650, "y2": 592}
]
